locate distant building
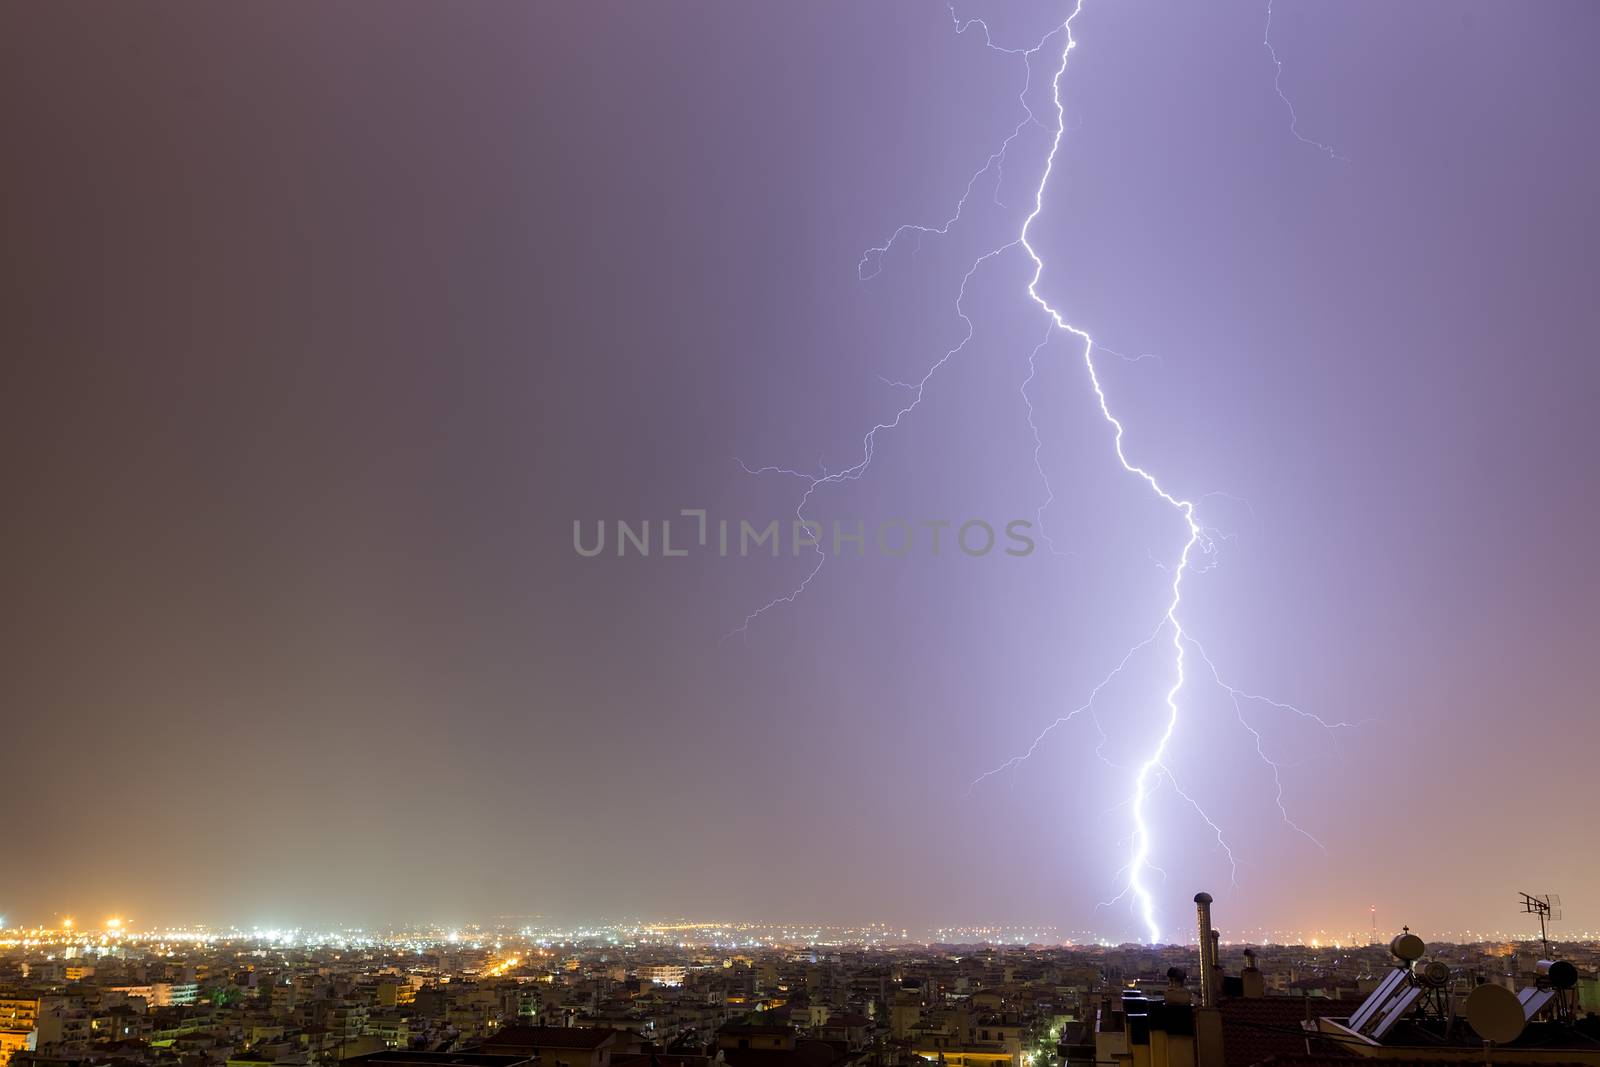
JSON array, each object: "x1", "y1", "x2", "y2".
[
  {"x1": 479, "y1": 1025, "x2": 618, "y2": 1067},
  {"x1": 0, "y1": 1029, "x2": 33, "y2": 1067},
  {"x1": 0, "y1": 1001, "x2": 38, "y2": 1035},
  {"x1": 638, "y1": 967, "x2": 686, "y2": 988}
]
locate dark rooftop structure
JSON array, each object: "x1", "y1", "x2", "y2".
[{"x1": 345, "y1": 1055, "x2": 535, "y2": 1067}]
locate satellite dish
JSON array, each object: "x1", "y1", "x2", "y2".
[
  {"x1": 1464, "y1": 984, "x2": 1525, "y2": 1044},
  {"x1": 1389, "y1": 933, "x2": 1425, "y2": 962}
]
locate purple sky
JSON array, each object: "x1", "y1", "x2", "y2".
[{"x1": 4, "y1": 1, "x2": 1598, "y2": 943}]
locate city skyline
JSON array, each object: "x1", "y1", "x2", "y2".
[
  {"x1": 2, "y1": 912, "x2": 1597, "y2": 952},
  {"x1": 4, "y1": 895, "x2": 1600, "y2": 1067},
  {"x1": 1, "y1": 906, "x2": 1592, "y2": 953}
]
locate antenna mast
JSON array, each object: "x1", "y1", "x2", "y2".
[{"x1": 1518, "y1": 892, "x2": 1561, "y2": 957}]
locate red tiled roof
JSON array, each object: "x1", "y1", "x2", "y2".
[{"x1": 1219, "y1": 997, "x2": 1361, "y2": 1067}]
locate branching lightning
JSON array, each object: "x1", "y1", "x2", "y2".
[
  {"x1": 728, "y1": 11, "x2": 1065, "y2": 640},
  {"x1": 964, "y1": 619, "x2": 1166, "y2": 796},
  {"x1": 1265, "y1": 0, "x2": 1348, "y2": 161},
  {"x1": 728, "y1": 241, "x2": 1020, "y2": 638},
  {"x1": 732, "y1": 1, "x2": 1359, "y2": 942},
  {"x1": 1020, "y1": 322, "x2": 1069, "y2": 556}
]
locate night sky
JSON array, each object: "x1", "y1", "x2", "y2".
[{"x1": 4, "y1": 1, "x2": 1597, "y2": 942}]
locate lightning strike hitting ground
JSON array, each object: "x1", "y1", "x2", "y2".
[
  {"x1": 735, "y1": 1, "x2": 1357, "y2": 942},
  {"x1": 1013, "y1": 0, "x2": 1215, "y2": 947}
]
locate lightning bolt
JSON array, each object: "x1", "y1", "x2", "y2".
[
  {"x1": 1265, "y1": 0, "x2": 1348, "y2": 161},
  {"x1": 1163, "y1": 765, "x2": 1240, "y2": 889},
  {"x1": 727, "y1": 241, "x2": 1020, "y2": 639},
  {"x1": 1011, "y1": 0, "x2": 1212, "y2": 946},
  {"x1": 727, "y1": 11, "x2": 1065, "y2": 641},
  {"x1": 1020, "y1": 322, "x2": 1070, "y2": 556},
  {"x1": 733, "y1": 1, "x2": 1359, "y2": 942},
  {"x1": 1187, "y1": 636, "x2": 1369, "y2": 853},
  {"x1": 964, "y1": 618, "x2": 1166, "y2": 797}
]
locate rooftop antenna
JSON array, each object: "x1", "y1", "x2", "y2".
[
  {"x1": 1518, "y1": 893, "x2": 1562, "y2": 957},
  {"x1": 1370, "y1": 905, "x2": 1377, "y2": 945}
]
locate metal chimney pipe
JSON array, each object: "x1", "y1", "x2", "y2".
[
  {"x1": 1194, "y1": 892, "x2": 1217, "y2": 1008},
  {"x1": 1212, "y1": 930, "x2": 1222, "y2": 994}
]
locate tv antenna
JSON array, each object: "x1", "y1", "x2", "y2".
[{"x1": 1518, "y1": 893, "x2": 1561, "y2": 957}]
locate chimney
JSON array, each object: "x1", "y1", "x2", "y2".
[
  {"x1": 1166, "y1": 967, "x2": 1192, "y2": 1006},
  {"x1": 1241, "y1": 949, "x2": 1263, "y2": 999},
  {"x1": 1191, "y1": 894, "x2": 1226, "y2": 1067},
  {"x1": 1210, "y1": 930, "x2": 1223, "y2": 999},
  {"x1": 1193, "y1": 894, "x2": 1217, "y2": 1009}
]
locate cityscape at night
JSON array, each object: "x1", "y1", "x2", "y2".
[
  {"x1": 4, "y1": 2, "x2": 1598, "y2": 1067},
  {"x1": 5, "y1": 904, "x2": 1600, "y2": 1067}
]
